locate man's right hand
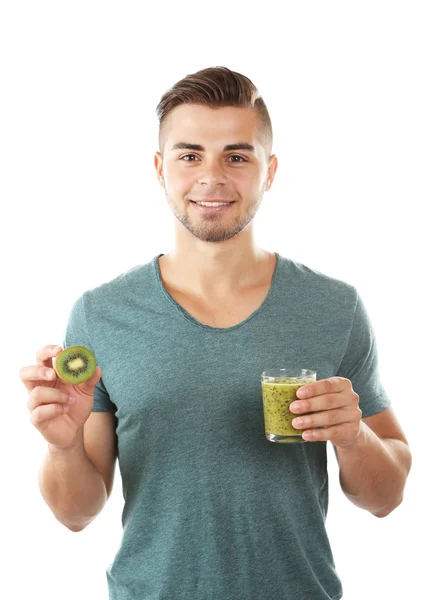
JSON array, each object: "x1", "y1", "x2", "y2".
[{"x1": 20, "y1": 344, "x2": 102, "y2": 449}]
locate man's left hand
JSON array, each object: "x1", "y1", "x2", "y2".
[{"x1": 289, "y1": 377, "x2": 362, "y2": 447}]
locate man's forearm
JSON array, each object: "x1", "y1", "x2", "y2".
[
  {"x1": 334, "y1": 421, "x2": 412, "y2": 517},
  {"x1": 38, "y1": 429, "x2": 107, "y2": 532}
]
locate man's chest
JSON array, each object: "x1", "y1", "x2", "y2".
[{"x1": 164, "y1": 285, "x2": 272, "y2": 328}]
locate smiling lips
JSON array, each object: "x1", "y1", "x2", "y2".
[
  {"x1": 191, "y1": 198, "x2": 234, "y2": 205},
  {"x1": 194, "y1": 201, "x2": 231, "y2": 206},
  {"x1": 190, "y1": 199, "x2": 235, "y2": 211}
]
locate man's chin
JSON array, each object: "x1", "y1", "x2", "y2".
[
  {"x1": 170, "y1": 201, "x2": 256, "y2": 243},
  {"x1": 185, "y1": 221, "x2": 247, "y2": 243}
]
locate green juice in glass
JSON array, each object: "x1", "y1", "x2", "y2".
[{"x1": 261, "y1": 369, "x2": 316, "y2": 443}]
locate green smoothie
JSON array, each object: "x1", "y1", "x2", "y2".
[{"x1": 262, "y1": 378, "x2": 312, "y2": 438}]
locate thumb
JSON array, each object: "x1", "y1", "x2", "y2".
[{"x1": 82, "y1": 366, "x2": 103, "y2": 391}]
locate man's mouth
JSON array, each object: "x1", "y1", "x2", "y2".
[{"x1": 190, "y1": 200, "x2": 235, "y2": 211}]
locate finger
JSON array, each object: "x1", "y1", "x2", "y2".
[
  {"x1": 75, "y1": 366, "x2": 102, "y2": 392},
  {"x1": 296, "y1": 376, "x2": 348, "y2": 400},
  {"x1": 289, "y1": 393, "x2": 346, "y2": 415},
  {"x1": 27, "y1": 386, "x2": 72, "y2": 412},
  {"x1": 30, "y1": 403, "x2": 69, "y2": 427},
  {"x1": 301, "y1": 422, "x2": 360, "y2": 445},
  {"x1": 19, "y1": 365, "x2": 56, "y2": 391},
  {"x1": 291, "y1": 407, "x2": 355, "y2": 430},
  {"x1": 35, "y1": 345, "x2": 63, "y2": 367}
]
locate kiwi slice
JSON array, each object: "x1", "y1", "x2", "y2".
[{"x1": 54, "y1": 345, "x2": 96, "y2": 384}]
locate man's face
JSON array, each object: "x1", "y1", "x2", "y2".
[{"x1": 154, "y1": 104, "x2": 277, "y2": 243}]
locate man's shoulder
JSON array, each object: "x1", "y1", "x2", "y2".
[
  {"x1": 81, "y1": 255, "x2": 158, "y2": 304},
  {"x1": 277, "y1": 254, "x2": 359, "y2": 316},
  {"x1": 280, "y1": 254, "x2": 357, "y2": 296}
]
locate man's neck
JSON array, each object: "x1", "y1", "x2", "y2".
[{"x1": 158, "y1": 243, "x2": 275, "y2": 300}]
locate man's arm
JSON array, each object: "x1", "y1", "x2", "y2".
[
  {"x1": 333, "y1": 407, "x2": 412, "y2": 517},
  {"x1": 289, "y1": 378, "x2": 412, "y2": 518}
]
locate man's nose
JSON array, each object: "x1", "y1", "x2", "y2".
[{"x1": 196, "y1": 159, "x2": 228, "y2": 186}]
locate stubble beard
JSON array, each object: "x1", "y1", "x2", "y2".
[{"x1": 164, "y1": 185, "x2": 266, "y2": 243}]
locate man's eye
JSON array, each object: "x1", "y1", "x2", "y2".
[
  {"x1": 228, "y1": 155, "x2": 246, "y2": 163},
  {"x1": 180, "y1": 154, "x2": 246, "y2": 163},
  {"x1": 181, "y1": 154, "x2": 198, "y2": 161}
]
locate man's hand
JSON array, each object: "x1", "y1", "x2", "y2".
[{"x1": 289, "y1": 376, "x2": 362, "y2": 447}]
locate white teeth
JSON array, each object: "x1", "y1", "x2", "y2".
[{"x1": 195, "y1": 201, "x2": 231, "y2": 207}]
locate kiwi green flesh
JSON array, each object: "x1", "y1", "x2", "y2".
[{"x1": 55, "y1": 345, "x2": 96, "y2": 384}]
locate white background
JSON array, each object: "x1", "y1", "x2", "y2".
[{"x1": 1, "y1": 1, "x2": 420, "y2": 598}]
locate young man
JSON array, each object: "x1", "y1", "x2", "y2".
[{"x1": 22, "y1": 66, "x2": 411, "y2": 599}]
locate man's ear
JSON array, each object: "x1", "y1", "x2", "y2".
[
  {"x1": 154, "y1": 152, "x2": 164, "y2": 186},
  {"x1": 266, "y1": 155, "x2": 278, "y2": 190}
]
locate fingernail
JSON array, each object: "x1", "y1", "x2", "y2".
[
  {"x1": 290, "y1": 402, "x2": 301, "y2": 412},
  {"x1": 68, "y1": 395, "x2": 77, "y2": 404},
  {"x1": 63, "y1": 405, "x2": 69, "y2": 413},
  {"x1": 45, "y1": 369, "x2": 54, "y2": 379}
]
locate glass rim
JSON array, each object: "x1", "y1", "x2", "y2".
[{"x1": 261, "y1": 368, "x2": 316, "y2": 379}]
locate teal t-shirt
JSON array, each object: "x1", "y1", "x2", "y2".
[{"x1": 63, "y1": 252, "x2": 391, "y2": 600}]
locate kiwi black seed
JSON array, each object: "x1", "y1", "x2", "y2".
[{"x1": 54, "y1": 346, "x2": 96, "y2": 384}]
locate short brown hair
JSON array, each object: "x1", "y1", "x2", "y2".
[{"x1": 156, "y1": 66, "x2": 273, "y2": 160}]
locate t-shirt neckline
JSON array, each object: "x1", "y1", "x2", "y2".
[{"x1": 153, "y1": 252, "x2": 280, "y2": 332}]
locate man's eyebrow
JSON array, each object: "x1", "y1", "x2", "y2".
[{"x1": 170, "y1": 142, "x2": 256, "y2": 152}]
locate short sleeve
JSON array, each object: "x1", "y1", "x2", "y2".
[
  {"x1": 62, "y1": 295, "x2": 117, "y2": 414},
  {"x1": 336, "y1": 291, "x2": 391, "y2": 418}
]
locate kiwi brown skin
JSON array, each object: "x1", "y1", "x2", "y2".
[{"x1": 54, "y1": 345, "x2": 96, "y2": 384}]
